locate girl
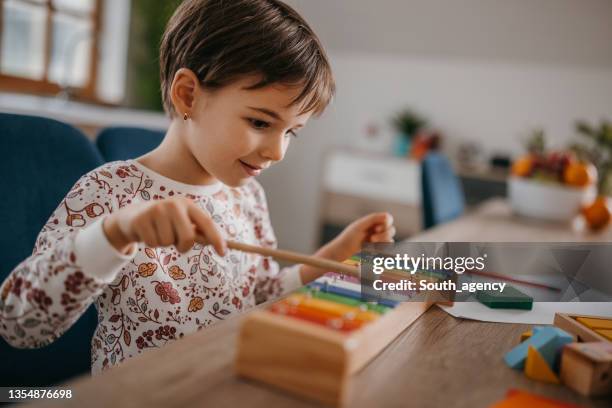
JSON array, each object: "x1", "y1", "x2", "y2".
[{"x1": 0, "y1": 0, "x2": 395, "y2": 373}]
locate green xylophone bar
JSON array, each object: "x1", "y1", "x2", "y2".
[{"x1": 297, "y1": 287, "x2": 392, "y2": 314}]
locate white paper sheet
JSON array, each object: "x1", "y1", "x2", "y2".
[{"x1": 438, "y1": 302, "x2": 612, "y2": 324}]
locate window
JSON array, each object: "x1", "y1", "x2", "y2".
[{"x1": 0, "y1": 0, "x2": 102, "y2": 103}]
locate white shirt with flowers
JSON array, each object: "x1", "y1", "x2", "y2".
[{"x1": 0, "y1": 160, "x2": 302, "y2": 373}]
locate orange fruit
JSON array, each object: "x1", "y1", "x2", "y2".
[
  {"x1": 582, "y1": 196, "x2": 611, "y2": 230},
  {"x1": 512, "y1": 156, "x2": 533, "y2": 177},
  {"x1": 563, "y1": 162, "x2": 597, "y2": 187}
]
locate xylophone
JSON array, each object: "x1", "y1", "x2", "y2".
[{"x1": 235, "y1": 257, "x2": 451, "y2": 407}]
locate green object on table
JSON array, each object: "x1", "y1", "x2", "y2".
[{"x1": 476, "y1": 285, "x2": 533, "y2": 310}]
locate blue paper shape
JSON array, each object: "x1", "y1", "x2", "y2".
[{"x1": 504, "y1": 326, "x2": 573, "y2": 370}]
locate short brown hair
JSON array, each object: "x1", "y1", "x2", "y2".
[{"x1": 159, "y1": 0, "x2": 335, "y2": 118}]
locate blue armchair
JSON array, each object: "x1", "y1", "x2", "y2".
[
  {"x1": 0, "y1": 113, "x2": 103, "y2": 386},
  {"x1": 421, "y1": 152, "x2": 466, "y2": 229},
  {"x1": 96, "y1": 126, "x2": 165, "y2": 161}
]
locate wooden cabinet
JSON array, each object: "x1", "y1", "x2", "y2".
[{"x1": 319, "y1": 151, "x2": 422, "y2": 244}]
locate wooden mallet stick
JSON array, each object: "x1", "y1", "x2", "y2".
[{"x1": 226, "y1": 240, "x2": 360, "y2": 278}]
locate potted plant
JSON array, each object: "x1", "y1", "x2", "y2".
[
  {"x1": 391, "y1": 109, "x2": 427, "y2": 157},
  {"x1": 569, "y1": 120, "x2": 612, "y2": 230},
  {"x1": 570, "y1": 120, "x2": 612, "y2": 195}
]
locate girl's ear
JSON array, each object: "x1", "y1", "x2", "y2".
[{"x1": 170, "y1": 68, "x2": 200, "y2": 118}]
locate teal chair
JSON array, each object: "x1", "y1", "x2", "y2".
[
  {"x1": 96, "y1": 127, "x2": 165, "y2": 161},
  {"x1": 421, "y1": 152, "x2": 465, "y2": 229},
  {"x1": 0, "y1": 113, "x2": 102, "y2": 385}
]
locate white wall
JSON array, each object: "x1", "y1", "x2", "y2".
[
  {"x1": 323, "y1": 54, "x2": 612, "y2": 159},
  {"x1": 286, "y1": 0, "x2": 612, "y2": 70},
  {"x1": 259, "y1": 1, "x2": 612, "y2": 255}
]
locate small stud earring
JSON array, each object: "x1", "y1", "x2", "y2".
[{"x1": 183, "y1": 112, "x2": 189, "y2": 121}]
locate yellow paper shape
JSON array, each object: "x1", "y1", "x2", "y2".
[
  {"x1": 576, "y1": 317, "x2": 612, "y2": 330},
  {"x1": 520, "y1": 330, "x2": 532, "y2": 342},
  {"x1": 596, "y1": 328, "x2": 612, "y2": 341},
  {"x1": 524, "y1": 346, "x2": 560, "y2": 384}
]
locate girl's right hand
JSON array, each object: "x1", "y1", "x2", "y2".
[{"x1": 102, "y1": 197, "x2": 226, "y2": 256}]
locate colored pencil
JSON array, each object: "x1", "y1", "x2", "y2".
[{"x1": 466, "y1": 270, "x2": 561, "y2": 292}]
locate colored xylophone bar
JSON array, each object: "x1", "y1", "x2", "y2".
[
  {"x1": 235, "y1": 263, "x2": 454, "y2": 407},
  {"x1": 269, "y1": 279, "x2": 396, "y2": 333}
]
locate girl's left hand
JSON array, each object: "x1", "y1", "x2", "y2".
[
  {"x1": 299, "y1": 212, "x2": 395, "y2": 284},
  {"x1": 323, "y1": 212, "x2": 396, "y2": 262}
]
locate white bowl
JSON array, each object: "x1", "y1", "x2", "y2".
[{"x1": 508, "y1": 176, "x2": 596, "y2": 221}]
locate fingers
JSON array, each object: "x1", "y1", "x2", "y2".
[
  {"x1": 379, "y1": 212, "x2": 394, "y2": 229},
  {"x1": 167, "y1": 201, "x2": 196, "y2": 253},
  {"x1": 355, "y1": 212, "x2": 393, "y2": 231},
  {"x1": 363, "y1": 212, "x2": 395, "y2": 242},
  {"x1": 370, "y1": 225, "x2": 396, "y2": 243},
  {"x1": 133, "y1": 213, "x2": 159, "y2": 247},
  {"x1": 187, "y1": 202, "x2": 227, "y2": 256},
  {"x1": 153, "y1": 207, "x2": 176, "y2": 247},
  {"x1": 126, "y1": 198, "x2": 225, "y2": 255}
]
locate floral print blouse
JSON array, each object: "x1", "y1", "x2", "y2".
[{"x1": 0, "y1": 160, "x2": 302, "y2": 374}]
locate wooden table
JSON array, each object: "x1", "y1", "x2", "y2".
[
  {"x1": 416, "y1": 198, "x2": 612, "y2": 242},
  {"x1": 31, "y1": 199, "x2": 612, "y2": 408}
]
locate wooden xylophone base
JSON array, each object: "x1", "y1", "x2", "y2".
[{"x1": 235, "y1": 300, "x2": 431, "y2": 407}]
